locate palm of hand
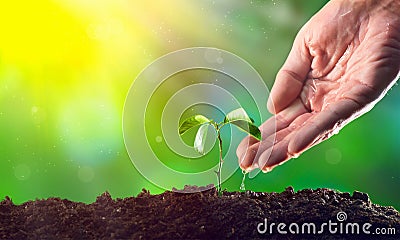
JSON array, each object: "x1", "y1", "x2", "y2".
[{"x1": 238, "y1": 0, "x2": 400, "y2": 172}]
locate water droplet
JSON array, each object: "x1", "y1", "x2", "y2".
[
  {"x1": 14, "y1": 164, "x2": 31, "y2": 181},
  {"x1": 240, "y1": 170, "x2": 247, "y2": 191},
  {"x1": 262, "y1": 167, "x2": 272, "y2": 173},
  {"x1": 288, "y1": 152, "x2": 300, "y2": 159}
]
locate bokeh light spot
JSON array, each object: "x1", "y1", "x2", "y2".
[
  {"x1": 14, "y1": 164, "x2": 31, "y2": 181},
  {"x1": 325, "y1": 148, "x2": 342, "y2": 165},
  {"x1": 78, "y1": 166, "x2": 95, "y2": 183},
  {"x1": 155, "y1": 136, "x2": 163, "y2": 143},
  {"x1": 59, "y1": 98, "x2": 120, "y2": 165}
]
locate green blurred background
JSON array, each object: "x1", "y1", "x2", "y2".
[{"x1": 0, "y1": 0, "x2": 399, "y2": 210}]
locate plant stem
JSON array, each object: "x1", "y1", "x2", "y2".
[{"x1": 216, "y1": 129, "x2": 223, "y2": 195}]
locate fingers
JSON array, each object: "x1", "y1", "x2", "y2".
[
  {"x1": 257, "y1": 112, "x2": 313, "y2": 171},
  {"x1": 288, "y1": 98, "x2": 361, "y2": 154},
  {"x1": 267, "y1": 32, "x2": 311, "y2": 114},
  {"x1": 239, "y1": 98, "x2": 361, "y2": 172},
  {"x1": 236, "y1": 114, "x2": 280, "y2": 159},
  {"x1": 239, "y1": 127, "x2": 291, "y2": 172},
  {"x1": 256, "y1": 127, "x2": 295, "y2": 172},
  {"x1": 237, "y1": 99, "x2": 309, "y2": 171}
]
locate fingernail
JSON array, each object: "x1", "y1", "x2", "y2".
[{"x1": 253, "y1": 162, "x2": 259, "y2": 169}]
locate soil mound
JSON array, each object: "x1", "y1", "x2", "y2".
[{"x1": 1, "y1": 186, "x2": 399, "y2": 239}]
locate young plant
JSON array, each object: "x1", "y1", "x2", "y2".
[{"x1": 179, "y1": 108, "x2": 261, "y2": 194}]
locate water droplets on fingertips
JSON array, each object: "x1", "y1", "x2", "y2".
[
  {"x1": 288, "y1": 152, "x2": 300, "y2": 159},
  {"x1": 262, "y1": 167, "x2": 272, "y2": 173}
]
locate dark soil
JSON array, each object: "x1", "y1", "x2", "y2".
[{"x1": 0, "y1": 186, "x2": 399, "y2": 239}]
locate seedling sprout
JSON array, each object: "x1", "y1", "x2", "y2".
[{"x1": 179, "y1": 108, "x2": 261, "y2": 194}]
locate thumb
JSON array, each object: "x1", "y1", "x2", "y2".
[{"x1": 267, "y1": 32, "x2": 311, "y2": 114}]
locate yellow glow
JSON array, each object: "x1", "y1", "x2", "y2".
[{"x1": 0, "y1": 1, "x2": 90, "y2": 66}]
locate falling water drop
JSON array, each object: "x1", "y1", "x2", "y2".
[{"x1": 240, "y1": 170, "x2": 247, "y2": 191}]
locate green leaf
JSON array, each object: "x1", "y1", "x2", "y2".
[
  {"x1": 230, "y1": 120, "x2": 261, "y2": 141},
  {"x1": 179, "y1": 115, "x2": 211, "y2": 135},
  {"x1": 224, "y1": 108, "x2": 254, "y2": 124},
  {"x1": 194, "y1": 124, "x2": 209, "y2": 155}
]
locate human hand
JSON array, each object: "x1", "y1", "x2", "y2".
[{"x1": 237, "y1": 0, "x2": 400, "y2": 172}]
